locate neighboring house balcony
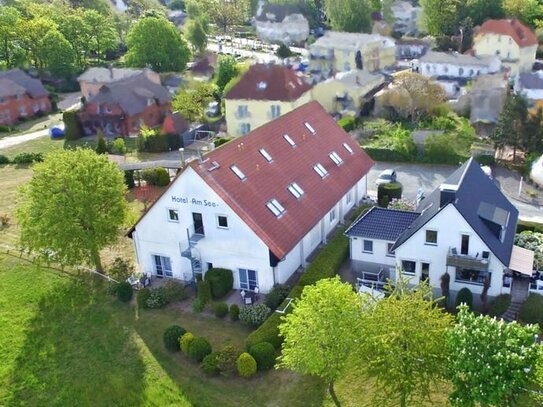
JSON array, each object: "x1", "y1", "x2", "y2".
[
  {"x1": 351, "y1": 259, "x2": 393, "y2": 291},
  {"x1": 447, "y1": 247, "x2": 491, "y2": 286}
]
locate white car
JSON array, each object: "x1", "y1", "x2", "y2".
[{"x1": 375, "y1": 169, "x2": 397, "y2": 186}]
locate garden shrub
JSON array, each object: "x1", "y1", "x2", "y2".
[
  {"x1": 423, "y1": 134, "x2": 463, "y2": 165},
  {"x1": 137, "y1": 288, "x2": 151, "y2": 309},
  {"x1": 180, "y1": 332, "x2": 194, "y2": 355},
  {"x1": 0, "y1": 125, "x2": 12, "y2": 132},
  {"x1": 378, "y1": 183, "x2": 402, "y2": 207},
  {"x1": 116, "y1": 282, "x2": 133, "y2": 302},
  {"x1": 0, "y1": 213, "x2": 10, "y2": 227},
  {"x1": 108, "y1": 257, "x2": 134, "y2": 281},
  {"x1": 141, "y1": 168, "x2": 170, "y2": 187},
  {"x1": 201, "y1": 352, "x2": 220, "y2": 376},
  {"x1": 475, "y1": 154, "x2": 495, "y2": 166},
  {"x1": 0, "y1": 155, "x2": 9, "y2": 165},
  {"x1": 363, "y1": 147, "x2": 409, "y2": 162},
  {"x1": 214, "y1": 302, "x2": 229, "y2": 318},
  {"x1": 455, "y1": 287, "x2": 473, "y2": 310},
  {"x1": 248, "y1": 342, "x2": 276, "y2": 371},
  {"x1": 519, "y1": 293, "x2": 543, "y2": 327},
  {"x1": 204, "y1": 268, "x2": 234, "y2": 299},
  {"x1": 488, "y1": 294, "x2": 511, "y2": 317},
  {"x1": 517, "y1": 220, "x2": 543, "y2": 234},
  {"x1": 12, "y1": 152, "x2": 44, "y2": 164},
  {"x1": 237, "y1": 352, "x2": 257, "y2": 378},
  {"x1": 124, "y1": 170, "x2": 135, "y2": 189},
  {"x1": 197, "y1": 280, "x2": 212, "y2": 305},
  {"x1": 146, "y1": 287, "x2": 168, "y2": 308},
  {"x1": 265, "y1": 284, "x2": 291, "y2": 310},
  {"x1": 338, "y1": 116, "x2": 356, "y2": 132},
  {"x1": 96, "y1": 135, "x2": 108, "y2": 154},
  {"x1": 239, "y1": 304, "x2": 271, "y2": 327},
  {"x1": 163, "y1": 325, "x2": 186, "y2": 352},
  {"x1": 63, "y1": 110, "x2": 82, "y2": 140},
  {"x1": 214, "y1": 137, "x2": 233, "y2": 147},
  {"x1": 229, "y1": 303, "x2": 240, "y2": 321},
  {"x1": 137, "y1": 128, "x2": 168, "y2": 152},
  {"x1": 192, "y1": 297, "x2": 205, "y2": 312},
  {"x1": 110, "y1": 138, "x2": 127, "y2": 155},
  {"x1": 188, "y1": 337, "x2": 212, "y2": 362},
  {"x1": 163, "y1": 280, "x2": 187, "y2": 302},
  {"x1": 216, "y1": 345, "x2": 240, "y2": 375}
]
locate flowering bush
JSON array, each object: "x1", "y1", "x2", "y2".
[
  {"x1": 388, "y1": 198, "x2": 416, "y2": 211},
  {"x1": 146, "y1": 287, "x2": 168, "y2": 308},
  {"x1": 239, "y1": 304, "x2": 271, "y2": 327},
  {"x1": 515, "y1": 231, "x2": 543, "y2": 269}
]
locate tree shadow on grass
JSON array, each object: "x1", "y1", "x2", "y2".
[{"x1": 5, "y1": 274, "x2": 147, "y2": 407}]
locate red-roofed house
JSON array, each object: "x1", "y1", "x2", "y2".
[
  {"x1": 473, "y1": 18, "x2": 537, "y2": 75},
  {"x1": 224, "y1": 63, "x2": 312, "y2": 137},
  {"x1": 128, "y1": 101, "x2": 374, "y2": 292}
]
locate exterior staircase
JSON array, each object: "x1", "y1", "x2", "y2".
[
  {"x1": 180, "y1": 229, "x2": 203, "y2": 286},
  {"x1": 500, "y1": 277, "x2": 529, "y2": 322},
  {"x1": 501, "y1": 301, "x2": 522, "y2": 322}
]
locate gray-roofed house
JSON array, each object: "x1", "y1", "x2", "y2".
[
  {"x1": 77, "y1": 67, "x2": 161, "y2": 100},
  {"x1": 0, "y1": 69, "x2": 51, "y2": 125},
  {"x1": 515, "y1": 71, "x2": 543, "y2": 108},
  {"x1": 78, "y1": 73, "x2": 171, "y2": 136},
  {"x1": 255, "y1": 1, "x2": 309, "y2": 45},
  {"x1": 346, "y1": 157, "x2": 533, "y2": 301}
]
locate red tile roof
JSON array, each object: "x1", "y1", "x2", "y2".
[
  {"x1": 477, "y1": 19, "x2": 537, "y2": 48},
  {"x1": 224, "y1": 63, "x2": 312, "y2": 101},
  {"x1": 190, "y1": 101, "x2": 374, "y2": 259}
]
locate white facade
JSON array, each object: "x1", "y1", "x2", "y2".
[
  {"x1": 417, "y1": 54, "x2": 501, "y2": 80},
  {"x1": 256, "y1": 14, "x2": 310, "y2": 44},
  {"x1": 132, "y1": 166, "x2": 368, "y2": 293}
]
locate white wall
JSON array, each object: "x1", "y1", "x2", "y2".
[
  {"x1": 350, "y1": 237, "x2": 396, "y2": 267},
  {"x1": 419, "y1": 60, "x2": 499, "y2": 79},
  {"x1": 393, "y1": 204, "x2": 508, "y2": 297}
]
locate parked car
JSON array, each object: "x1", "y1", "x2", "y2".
[
  {"x1": 375, "y1": 169, "x2": 397, "y2": 186},
  {"x1": 205, "y1": 101, "x2": 220, "y2": 117}
]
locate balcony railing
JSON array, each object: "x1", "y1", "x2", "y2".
[{"x1": 447, "y1": 248, "x2": 489, "y2": 272}]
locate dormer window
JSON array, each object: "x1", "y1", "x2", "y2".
[
  {"x1": 313, "y1": 163, "x2": 328, "y2": 178},
  {"x1": 266, "y1": 198, "x2": 285, "y2": 217},
  {"x1": 230, "y1": 165, "x2": 246, "y2": 180},
  {"x1": 257, "y1": 81, "x2": 267, "y2": 90},
  {"x1": 283, "y1": 134, "x2": 296, "y2": 147},
  {"x1": 329, "y1": 151, "x2": 343, "y2": 166},
  {"x1": 304, "y1": 122, "x2": 316, "y2": 134},
  {"x1": 259, "y1": 148, "x2": 273, "y2": 162},
  {"x1": 287, "y1": 182, "x2": 304, "y2": 199},
  {"x1": 343, "y1": 142, "x2": 354, "y2": 154}
]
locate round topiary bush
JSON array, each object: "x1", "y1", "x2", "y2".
[
  {"x1": 204, "y1": 268, "x2": 234, "y2": 299},
  {"x1": 237, "y1": 352, "x2": 257, "y2": 378},
  {"x1": 188, "y1": 337, "x2": 212, "y2": 362},
  {"x1": 137, "y1": 287, "x2": 151, "y2": 309},
  {"x1": 248, "y1": 342, "x2": 276, "y2": 371},
  {"x1": 239, "y1": 304, "x2": 271, "y2": 327},
  {"x1": 214, "y1": 302, "x2": 229, "y2": 318},
  {"x1": 455, "y1": 287, "x2": 473, "y2": 310},
  {"x1": 116, "y1": 282, "x2": 133, "y2": 302},
  {"x1": 229, "y1": 304, "x2": 240, "y2": 321},
  {"x1": 201, "y1": 352, "x2": 220, "y2": 376},
  {"x1": 163, "y1": 325, "x2": 186, "y2": 352},
  {"x1": 155, "y1": 167, "x2": 170, "y2": 187},
  {"x1": 180, "y1": 332, "x2": 194, "y2": 355}
]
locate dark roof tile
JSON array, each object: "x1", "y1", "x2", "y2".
[{"x1": 345, "y1": 207, "x2": 420, "y2": 241}]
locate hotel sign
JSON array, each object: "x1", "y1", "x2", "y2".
[{"x1": 171, "y1": 195, "x2": 219, "y2": 208}]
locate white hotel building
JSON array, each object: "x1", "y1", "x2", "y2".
[{"x1": 128, "y1": 102, "x2": 374, "y2": 293}]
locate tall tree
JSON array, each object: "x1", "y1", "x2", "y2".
[
  {"x1": 125, "y1": 16, "x2": 191, "y2": 72},
  {"x1": 41, "y1": 29, "x2": 77, "y2": 78},
  {"x1": 57, "y1": 12, "x2": 91, "y2": 69},
  {"x1": 19, "y1": 16, "x2": 57, "y2": 71},
  {"x1": 278, "y1": 277, "x2": 364, "y2": 407},
  {"x1": 358, "y1": 276, "x2": 453, "y2": 407},
  {"x1": 185, "y1": 18, "x2": 208, "y2": 54},
  {"x1": 447, "y1": 305, "x2": 541, "y2": 407},
  {"x1": 83, "y1": 9, "x2": 118, "y2": 63},
  {"x1": 492, "y1": 92, "x2": 528, "y2": 161},
  {"x1": 0, "y1": 6, "x2": 23, "y2": 68},
  {"x1": 172, "y1": 82, "x2": 217, "y2": 122},
  {"x1": 17, "y1": 149, "x2": 128, "y2": 272},
  {"x1": 504, "y1": 0, "x2": 543, "y2": 27},
  {"x1": 420, "y1": 0, "x2": 458, "y2": 36},
  {"x1": 210, "y1": 0, "x2": 244, "y2": 33},
  {"x1": 215, "y1": 55, "x2": 239, "y2": 94},
  {"x1": 461, "y1": 0, "x2": 505, "y2": 26},
  {"x1": 324, "y1": 0, "x2": 372, "y2": 32},
  {"x1": 523, "y1": 107, "x2": 543, "y2": 154}
]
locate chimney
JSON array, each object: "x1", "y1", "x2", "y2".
[{"x1": 439, "y1": 183, "x2": 458, "y2": 207}]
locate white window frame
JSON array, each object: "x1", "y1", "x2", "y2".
[
  {"x1": 329, "y1": 208, "x2": 336, "y2": 222},
  {"x1": 346, "y1": 190, "x2": 353, "y2": 204},
  {"x1": 239, "y1": 268, "x2": 258, "y2": 291},
  {"x1": 217, "y1": 214, "x2": 228, "y2": 229},
  {"x1": 363, "y1": 239, "x2": 373, "y2": 254},
  {"x1": 266, "y1": 198, "x2": 285, "y2": 217},
  {"x1": 230, "y1": 164, "x2": 247, "y2": 180},
  {"x1": 153, "y1": 254, "x2": 173, "y2": 277},
  {"x1": 425, "y1": 229, "x2": 438, "y2": 245},
  {"x1": 329, "y1": 151, "x2": 343, "y2": 166},
  {"x1": 167, "y1": 208, "x2": 179, "y2": 222},
  {"x1": 259, "y1": 148, "x2": 273, "y2": 162},
  {"x1": 313, "y1": 163, "x2": 328, "y2": 178},
  {"x1": 401, "y1": 259, "x2": 416, "y2": 275},
  {"x1": 287, "y1": 182, "x2": 304, "y2": 199},
  {"x1": 387, "y1": 242, "x2": 395, "y2": 257}
]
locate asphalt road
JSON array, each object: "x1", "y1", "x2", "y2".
[{"x1": 367, "y1": 162, "x2": 543, "y2": 223}]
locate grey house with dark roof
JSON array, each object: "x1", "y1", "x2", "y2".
[{"x1": 347, "y1": 157, "x2": 533, "y2": 299}]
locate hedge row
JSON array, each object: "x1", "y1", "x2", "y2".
[
  {"x1": 246, "y1": 227, "x2": 349, "y2": 350},
  {"x1": 363, "y1": 147, "x2": 409, "y2": 162},
  {"x1": 0, "y1": 152, "x2": 45, "y2": 165},
  {"x1": 517, "y1": 219, "x2": 543, "y2": 234}
]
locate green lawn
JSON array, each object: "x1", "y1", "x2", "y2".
[{"x1": 0, "y1": 255, "x2": 325, "y2": 407}]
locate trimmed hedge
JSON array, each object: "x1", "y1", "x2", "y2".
[
  {"x1": 188, "y1": 337, "x2": 212, "y2": 362},
  {"x1": 455, "y1": 287, "x2": 473, "y2": 310},
  {"x1": 12, "y1": 152, "x2": 44, "y2": 164},
  {"x1": 197, "y1": 280, "x2": 212, "y2": 305},
  {"x1": 163, "y1": 325, "x2": 186, "y2": 352},
  {"x1": 517, "y1": 220, "x2": 543, "y2": 234},
  {"x1": 378, "y1": 182, "x2": 402, "y2": 207},
  {"x1": 237, "y1": 352, "x2": 257, "y2": 378},
  {"x1": 519, "y1": 293, "x2": 543, "y2": 327},
  {"x1": 205, "y1": 268, "x2": 234, "y2": 299},
  {"x1": 249, "y1": 342, "x2": 276, "y2": 371},
  {"x1": 141, "y1": 167, "x2": 170, "y2": 187},
  {"x1": 201, "y1": 352, "x2": 221, "y2": 376},
  {"x1": 488, "y1": 294, "x2": 511, "y2": 317},
  {"x1": 229, "y1": 303, "x2": 240, "y2": 321},
  {"x1": 63, "y1": 110, "x2": 83, "y2": 140},
  {"x1": 116, "y1": 282, "x2": 133, "y2": 302},
  {"x1": 265, "y1": 283, "x2": 291, "y2": 310},
  {"x1": 214, "y1": 302, "x2": 229, "y2": 318},
  {"x1": 180, "y1": 332, "x2": 194, "y2": 355},
  {"x1": 337, "y1": 116, "x2": 356, "y2": 132},
  {"x1": 363, "y1": 147, "x2": 411, "y2": 162}
]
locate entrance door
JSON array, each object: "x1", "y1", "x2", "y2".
[
  {"x1": 461, "y1": 234, "x2": 469, "y2": 255},
  {"x1": 192, "y1": 212, "x2": 204, "y2": 235},
  {"x1": 239, "y1": 268, "x2": 258, "y2": 291}
]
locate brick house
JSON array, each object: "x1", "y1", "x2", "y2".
[
  {"x1": 78, "y1": 73, "x2": 171, "y2": 137},
  {"x1": 0, "y1": 69, "x2": 51, "y2": 125}
]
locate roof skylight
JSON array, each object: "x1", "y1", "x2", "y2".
[
  {"x1": 304, "y1": 122, "x2": 316, "y2": 134},
  {"x1": 266, "y1": 199, "x2": 286, "y2": 217},
  {"x1": 283, "y1": 134, "x2": 296, "y2": 147},
  {"x1": 230, "y1": 165, "x2": 246, "y2": 180},
  {"x1": 287, "y1": 182, "x2": 304, "y2": 199},
  {"x1": 329, "y1": 151, "x2": 343, "y2": 166},
  {"x1": 259, "y1": 148, "x2": 273, "y2": 162},
  {"x1": 313, "y1": 163, "x2": 328, "y2": 178},
  {"x1": 343, "y1": 142, "x2": 354, "y2": 154}
]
